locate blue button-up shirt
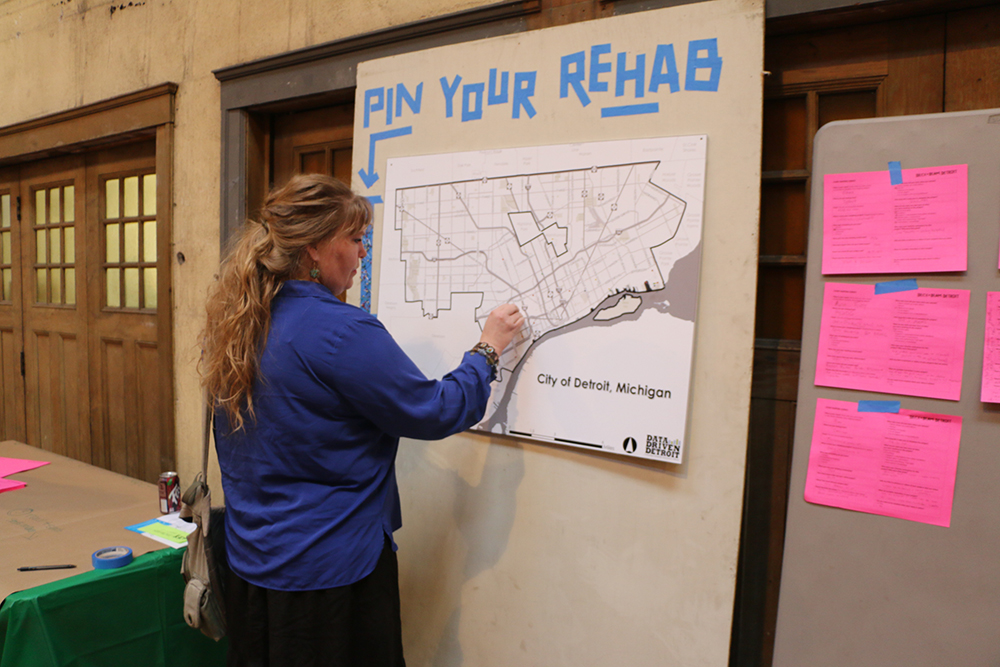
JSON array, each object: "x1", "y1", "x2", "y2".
[{"x1": 216, "y1": 280, "x2": 493, "y2": 591}]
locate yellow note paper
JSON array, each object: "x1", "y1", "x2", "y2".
[{"x1": 138, "y1": 521, "x2": 189, "y2": 545}]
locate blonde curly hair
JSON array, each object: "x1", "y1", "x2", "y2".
[{"x1": 200, "y1": 174, "x2": 372, "y2": 431}]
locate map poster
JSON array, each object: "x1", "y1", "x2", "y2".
[
  {"x1": 352, "y1": 0, "x2": 763, "y2": 473},
  {"x1": 348, "y1": 3, "x2": 761, "y2": 660},
  {"x1": 376, "y1": 136, "x2": 705, "y2": 463}
]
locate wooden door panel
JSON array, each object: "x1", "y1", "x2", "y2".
[
  {"x1": 28, "y1": 328, "x2": 88, "y2": 460},
  {"x1": 333, "y1": 148, "x2": 352, "y2": 184},
  {"x1": 0, "y1": 326, "x2": 24, "y2": 441},
  {"x1": 884, "y1": 14, "x2": 945, "y2": 116},
  {"x1": 94, "y1": 336, "x2": 160, "y2": 480},
  {"x1": 762, "y1": 96, "x2": 808, "y2": 173},
  {"x1": 766, "y1": 22, "x2": 889, "y2": 88},
  {"x1": 817, "y1": 90, "x2": 877, "y2": 126},
  {"x1": 98, "y1": 336, "x2": 129, "y2": 474},
  {"x1": 272, "y1": 103, "x2": 355, "y2": 187},
  {"x1": 136, "y1": 340, "x2": 162, "y2": 481},
  {"x1": 945, "y1": 5, "x2": 1000, "y2": 111},
  {"x1": 760, "y1": 181, "x2": 808, "y2": 256}
]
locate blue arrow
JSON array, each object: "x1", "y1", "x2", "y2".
[{"x1": 358, "y1": 126, "x2": 412, "y2": 188}]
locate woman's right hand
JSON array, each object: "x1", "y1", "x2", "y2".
[{"x1": 480, "y1": 304, "x2": 525, "y2": 353}]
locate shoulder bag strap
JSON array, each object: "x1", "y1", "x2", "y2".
[{"x1": 202, "y1": 395, "x2": 213, "y2": 479}]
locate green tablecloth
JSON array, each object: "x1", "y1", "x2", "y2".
[{"x1": 0, "y1": 548, "x2": 227, "y2": 667}]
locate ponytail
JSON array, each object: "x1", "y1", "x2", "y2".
[{"x1": 200, "y1": 174, "x2": 372, "y2": 431}]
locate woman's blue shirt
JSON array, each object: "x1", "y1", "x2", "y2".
[{"x1": 215, "y1": 280, "x2": 493, "y2": 591}]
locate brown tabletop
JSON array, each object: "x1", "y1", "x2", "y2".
[{"x1": 0, "y1": 440, "x2": 169, "y2": 601}]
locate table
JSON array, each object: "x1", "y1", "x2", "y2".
[{"x1": 0, "y1": 441, "x2": 227, "y2": 666}]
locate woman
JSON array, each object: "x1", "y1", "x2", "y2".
[{"x1": 200, "y1": 174, "x2": 524, "y2": 666}]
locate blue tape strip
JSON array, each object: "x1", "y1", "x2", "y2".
[
  {"x1": 92, "y1": 546, "x2": 133, "y2": 569},
  {"x1": 600, "y1": 103, "x2": 660, "y2": 118},
  {"x1": 360, "y1": 225, "x2": 374, "y2": 313},
  {"x1": 367, "y1": 195, "x2": 383, "y2": 205},
  {"x1": 888, "y1": 161, "x2": 903, "y2": 185},
  {"x1": 874, "y1": 278, "x2": 918, "y2": 295},
  {"x1": 858, "y1": 400, "x2": 901, "y2": 413}
]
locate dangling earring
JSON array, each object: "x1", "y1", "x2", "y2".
[{"x1": 309, "y1": 267, "x2": 320, "y2": 281}]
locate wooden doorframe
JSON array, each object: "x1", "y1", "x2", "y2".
[{"x1": 0, "y1": 84, "x2": 176, "y2": 471}]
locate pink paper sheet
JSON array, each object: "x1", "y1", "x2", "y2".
[
  {"x1": 805, "y1": 398, "x2": 962, "y2": 527},
  {"x1": 981, "y1": 292, "x2": 1000, "y2": 403},
  {"x1": 0, "y1": 478, "x2": 27, "y2": 494},
  {"x1": 815, "y1": 282, "x2": 969, "y2": 400},
  {"x1": 0, "y1": 457, "x2": 49, "y2": 493},
  {"x1": 822, "y1": 165, "x2": 968, "y2": 274},
  {"x1": 0, "y1": 456, "x2": 50, "y2": 477}
]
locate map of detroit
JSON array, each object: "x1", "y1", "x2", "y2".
[
  {"x1": 395, "y1": 162, "x2": 687, "y2": 371},
  {"x1": 378, "y1": 136, "x2": 705, "y2": 462}
]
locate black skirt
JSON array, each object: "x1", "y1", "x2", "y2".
[{"x1": 224, "y1": 536, "x2": 405, "y2": 667}]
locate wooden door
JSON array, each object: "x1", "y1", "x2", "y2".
[
  {"x1": 1, "y1": 140, "x2": 172, "y2": 482},
  {"x1": 0, "y1": 166, "x2": 25, "y2": 441},
  {"x1": 18, "y1": 156, "x2": 91, "y2": 461},
  {"x1": 86, "y1": 142, "x2": 167, "y2": 481},
  {"x1": 272, "y1": 103, "x2": 355, "y2": 187}
]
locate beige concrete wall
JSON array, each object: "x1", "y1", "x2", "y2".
[{"x1": 0, "y1": 0, "x2": 494, "y2": 491}]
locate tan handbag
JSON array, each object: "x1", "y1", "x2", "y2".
[{"x1": 179, "y1": 401, "x2": 228, "y2": 641}]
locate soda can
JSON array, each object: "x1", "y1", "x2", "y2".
[{"x1": 159, "y1": 472, "x2": 181, "y2": 514}]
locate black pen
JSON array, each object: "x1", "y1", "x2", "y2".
[{"x1": 17, "y1": 564, "x2": 76, "y2": 572}]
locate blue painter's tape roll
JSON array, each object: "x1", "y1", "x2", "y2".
[{"x1": 92, "y1": 546, "x2": 133, "y2": 569}]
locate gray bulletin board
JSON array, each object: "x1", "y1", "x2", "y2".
[{"x1": 772, "y1": 108, "x2": 1000, "y2": 666}]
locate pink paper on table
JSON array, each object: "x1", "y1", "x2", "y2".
[
  {"x1": 0, "y1": 456, "x2": 50, "y2": 477},
  {"x1": 823, "y1": 164, "x2": 967, "y2": 274},
  {"x1": 805, "y1": 398, "x2": 962, "y2": 527},
  {"x1": 0, "y1": 478, "x2": 27, "y2": 494},
  {"x1": 815, "y1": 282, "x2": 969, "y2": 400},
  {"x1": 981, "y1": 292, "x2": 1000, "y2": 403}
]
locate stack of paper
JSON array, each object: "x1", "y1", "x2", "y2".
[{"x1": 125, "y1": 512, "x2": 198, "y2": 549}]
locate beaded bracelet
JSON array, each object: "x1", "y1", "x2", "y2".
[{"x1": 470, "y1": 342, "x2": 499, "y2": 376}]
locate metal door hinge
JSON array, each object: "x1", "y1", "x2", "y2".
[{"x1": 15, "y1": 196, "x2": 20, "y2": 222}]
